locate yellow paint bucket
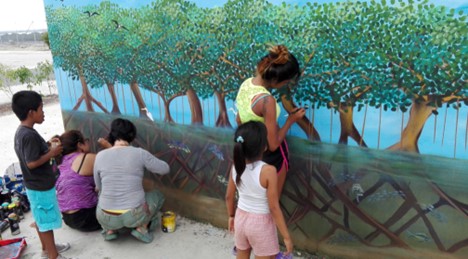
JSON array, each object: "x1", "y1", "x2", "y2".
[{"x1": 161, "y1": 211, "x2": 176, "y2": 233}]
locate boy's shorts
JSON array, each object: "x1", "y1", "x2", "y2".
[{"x1": 26, "y1": 187, "x2": 62, "y2": 232}]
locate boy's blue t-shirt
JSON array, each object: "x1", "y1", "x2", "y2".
[{"x1": 14, "y1": 125, "x2": 59, "y2": 191}]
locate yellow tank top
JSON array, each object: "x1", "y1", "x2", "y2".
[{"x1": 235, "y1": 78, "x2": 281, "y2": 123}]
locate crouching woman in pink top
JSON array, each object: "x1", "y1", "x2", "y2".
[{"x1": 55, "y1": 130, "x2": 101, "y2": 232}]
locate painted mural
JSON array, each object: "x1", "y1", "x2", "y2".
[{"x1": 43, "y1": 0, "x2": 467, "y2": 258}]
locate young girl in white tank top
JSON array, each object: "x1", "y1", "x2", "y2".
[{"x1": 225, "y1": 121, "x2": 293, "y2": 259}]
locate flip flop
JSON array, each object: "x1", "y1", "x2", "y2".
[
  {"x1": 102, "y1": 230, "x2": 118, "y2": 241},
  {"x1": 131, "y1": 228, "x2": 154, "y2": 243},
  {"x1": 148, "y1": 215, "x2": 160, "y2": 232}
]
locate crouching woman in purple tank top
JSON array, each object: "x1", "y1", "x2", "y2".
[{"x1": 55, "y1": 130, "x2": 101, "y2": 232}]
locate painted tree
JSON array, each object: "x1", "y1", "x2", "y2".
[
  {"x1": 46, "y1": 5, "x2": 108, "y2": 113},
  {"x1": 81, "y1": 1, "x2": 125, "y2": 115},
  {"x1": 136, "y1": 3, "x2": 188, "y2": 123},
  {"x1": 141, "y1": 0, "x2": 214, "y2": 125},
  {"x1": 374, "y1": 0, "x2": 468, "y2": 152},
  {"x1": 197, "y1": 0, "x2": 273, "y2": 127},
  {"x1": 103, "y1": 5, "x2": 159, "y2": 119},
  {"x1": 268, "y1": 2, "x2": 321, "y2": 140}
]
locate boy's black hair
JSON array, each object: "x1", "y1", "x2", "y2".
[
  {"x1": 233, "y1": 121, "x2": 268, "y2": 185},
  {"x1": 11, "y1": 91, "x2": 43, "y2": 121},
  {"x1": 107, "y1": 118, "x2": 137, "y2": 145}
]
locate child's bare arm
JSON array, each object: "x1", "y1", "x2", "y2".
[
  {"x1": 225, "y1": 170, "x2": 237, "y2": 232},
  {"x1": 264, "y1": 166, "x2": 293, "y2": 255},
  {"x1": 27, "y1": 138, "x2": 62, "y2": 169}
]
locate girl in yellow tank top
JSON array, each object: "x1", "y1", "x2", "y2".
[{"x1": 235, "y1": 45, "x2": 306, "y2": 194}]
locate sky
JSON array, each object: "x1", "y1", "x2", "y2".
[
  {"x1": 0, "y1": 0, "x2": 48, "y2": 32},
  {"x1": 0, "y1": 0, "x2": 465, "y2": 31}
]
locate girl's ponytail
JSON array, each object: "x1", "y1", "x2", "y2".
[
  {"x1": 232, "y1": 122, "x2": 268, "y2": 186},
  {"x1": 233, "y1": 139, "x2": 246, "y2": 185}
]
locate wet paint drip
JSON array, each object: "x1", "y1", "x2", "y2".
[{"x1": 161, "y1": 211, "x2": 176, "y2": 233}]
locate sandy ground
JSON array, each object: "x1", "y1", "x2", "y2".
[
  {"x1": 0, "y1": 51, "x2": 313, "y2": 259},
  {"x1": 0, "y1": 49, "x2": 52, "y2": 69}
]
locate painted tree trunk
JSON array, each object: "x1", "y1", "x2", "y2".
[
  {"x1": 387, "y1": 100, "x2": 435, "y2": 152},
  {"x1": 164, "y1": 100, "x2": 175, "y2": 123},
  {"x1": 214, "y1": 91, "x2": 232, "y2": 128},
  {"x1": 186, "y1": 88, "x2": 203, "y2": 125},
  {"x1": 338, "y1": 104, "x2": 367, "y2": 147},
  {"x1": 106, "y1": 82, "x2": 121, "y2": 114},
  {"x1": 130, "y1": 81, "x2": 149, "y2": 119},
  {"x1": 280, "y1": 94, "x2": 321, "y2": 141},
  {"x1": 74, "y1": 71, "x2": 94, "y2": 112}
]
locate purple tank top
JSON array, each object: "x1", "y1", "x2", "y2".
[{"x1": 56, "y1": 152, "x2": 98, "y2": 212}]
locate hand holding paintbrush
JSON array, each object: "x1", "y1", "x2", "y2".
[{"x1": 49, "y1": 137, "x2": 62, "y2": 165}]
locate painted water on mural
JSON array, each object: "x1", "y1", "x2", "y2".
[{"x1": 44, "y1": 0, "x2": 468, "y2": 257}]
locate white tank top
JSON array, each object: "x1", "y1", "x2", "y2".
[{"x1": 232, "y1": 161, "x2": 270, "y2": 214}]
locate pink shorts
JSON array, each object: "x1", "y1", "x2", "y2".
[{"x1": 234, "y1": 208, "x2": 279, "y2": 256}]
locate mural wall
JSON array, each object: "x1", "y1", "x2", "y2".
[{"x1": 44, "y1": 0, "x2": 467, "y2": 258}]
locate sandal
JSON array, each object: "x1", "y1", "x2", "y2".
[
  {"x1": 148, "y1": 215, "x2": 160, "y2": 232},
  {"x1": 102, "y1": 230, "x2": 118, "y2": 241},
  {"x1": 131, "y1": 228, "x2": 153, "y2": 243}
]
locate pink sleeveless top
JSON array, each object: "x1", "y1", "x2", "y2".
[{"x1": 56, "y1": 152, "x2": 98, "y2": 212}]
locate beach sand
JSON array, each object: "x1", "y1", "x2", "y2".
[{"x1": 0, "y1": 51, "x2": 313, "y2": 259}]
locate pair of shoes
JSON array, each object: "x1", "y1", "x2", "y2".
[
  {"x1": 102, "y1": 230, "x2": 118, "y2": 241},
  {"x1": 131, "y1": 228, "x2": 154, "y2": 243},
  {"x1": 40, "y1": 242, "x2": 71, "y2": 258}
]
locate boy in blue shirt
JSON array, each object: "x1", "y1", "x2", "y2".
[{"x1": 12, "y1": 91, "x2": 71, "y2": 259}]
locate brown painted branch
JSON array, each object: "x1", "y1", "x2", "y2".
[
  {"x1": 390, "y1": 182, "x2": 446, "y2": 251},
  {"x1": 281, "y1": 188, "x2": 376, "y2": 247},
  {"x1": 295, "y1": 171, "x2": 341, "y2": 215},
  {"x1": 72, "y1": 96, "x2": 85, "y2": 111},
  {"x1": 91, "y1": 96, "x2": 109, "y2": 113},
  {"x1": 317, "y1": 164, "x2": 410, "y2": 248},
  {"x1": 447, "y1": 238, "x2": 468, "y2": 253},
  {"x1": 429, "y1": 181, "x2": 468, "y2": 217}
]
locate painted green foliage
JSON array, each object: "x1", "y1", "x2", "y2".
[{"x1": 46, "y1": 0, "x2": 467, "y2": 152}]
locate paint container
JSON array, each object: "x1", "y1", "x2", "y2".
[
  {"x1": 0, "y1": 219, "x2": 9, "y2": 233},
  {"x1": 161, "y1": 211, "x2": 176, "y2": 233},
  {"x1": 1, "y1": 190, "x2": 11, "y2": 204},
  {"x1": 8, "y1": 213, "x2": 20, "y2": 235},
  {"x1": 7, "y1": 203, "x2": 19, "y2": 222},
  {"x1": 11, "y1": 196, "x2": 23, "y2": 220},
  {"x1": 2, "y1": 203, "x2": 9, "y2": 218}
]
